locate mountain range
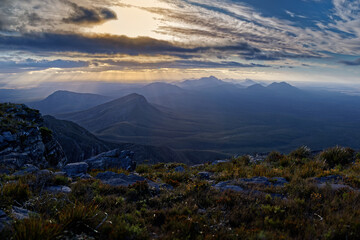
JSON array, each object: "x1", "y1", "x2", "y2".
[{"x1": 3, "y1": 76, "x2": 360, "y2": 157}]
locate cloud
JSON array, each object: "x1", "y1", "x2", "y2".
[
  {"x1": 63, "y1": 1, "x2": 117, "y2": 25},
  {"x1": 0, "y1": 59, "x2": 89, "y2": 73},
  {"x1": 339, "y1": 58, "x2": 360, "y2": 66},
  {"x1": 98, "y1": 59, "x2": 269, "y2": 70}
]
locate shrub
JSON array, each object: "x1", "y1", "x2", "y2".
[
  {"x1": 266, "y1": 151, "x2": 283, "y2": 163},
  {"x1": 289, "y1": 146, "x2": 311, "y2": 159},
  {"x1": 13, "y1": 218, "x2": 61, "y2": 240},
  {"x1": 39, "y1": 127, "x2": 53, "y2": 142},
  {"x1": 320, "y1": 146, "x2": 355, "y2": 167},
  {"x1": 1, "y1": 181, "x2": 31, "y2": 205}
]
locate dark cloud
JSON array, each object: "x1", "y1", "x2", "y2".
[
  {"x1": 0, "y1": 32, "x2": 261, "y2": 56},
  {"x1": 63, "y1": 2, "x2": 117, "y2": 25},
  {"x1": 97, "y1": 59, "x2": 269, "y2": 70},
  {"x1": 0, "y1": 59, "x2": 88, "y2": 73},
  {"x1": 339, "y1": 58, "x2": 360, "y2": 66}
]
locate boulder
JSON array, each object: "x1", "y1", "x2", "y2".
[
  {"x1": 214, "y1": 181, "x2": 244, "y2": 192},
  {"x1": 212, "y1": 160, "x2": 230, "y2": 165},
  {"x1": 12, "y1": 164, "x2": 39, "y2": 176},
  {"x1": 63, "y1": 162, "x2": 88, "y2": 177},
  {"x1": 2, "y1": 131, "x2": 15, "y2": 142},
  {"x1": 174, "y1": 166, "x2": 185, "y2": 172},
  {"x1": 85, "y1": 149, "x2": 136, "y2": 171},
  {"x1": 239, "y1": 176, "x2": 288, "y2": 186},
  {"x1": 198, "y1": 171, "x2": 211, "y2": 180},
  {"x1": 0, "y1": 210, "x2": 11, "y2": 232},
  {"x1": 11, "y1": 206, "x2": 33, "y2": 220},
  {"x1": 45, "y1": 185, "x2": 72, "y2": 194},
  {"x1": 96, "y1": 171, "x2": 162, "y2": 189}
]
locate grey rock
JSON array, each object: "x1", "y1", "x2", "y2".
[
  {"x1": 45, "y1": 185, "x2": 72, "y2": 194},
  {"x1": 212, "y1": 159, "x2": 230, "y2": 165},
  {"x1": 12, "y1": 206, "x2": 33, "y2": 220},
  {"x1": 239, "y1": 176, "x2": 288, "y2": 187},
  {"x1": 317, "y1": 183, "x2": 353, "y2": 191},
  {"x1": 2, "y1": 131, "x2": 15, "y2": 142},
  {"x1": 54, "y1": 171, "x2": 66, "y2": 176},
  {"x1": 174, "y1": 166, "x2": 185, "y2": 172},
  {"x1": 314, "y1": 175, "x2": 343, "y2": 184},
  {"x1": 63, "y1": 162, "x2": 88, "y2": 177},
  {"x1": 214, "y1": 181, "x2": 244, "y2": 192},
  {"x1": 0, "y1": 209, "x2": 11, "y2": 232},
  {"x1": 271, "y1": 177, "x2": 288, "y2": 186},
  {"x1": 12, "y1": 164, "x2": 39, "y2": 176},
  {"x1": 96, "y1": 171, "x2": 161, "y2": 189},
  {"x1": 0, "y1": 135, "x2": 4, "y2": 143},
  {"x1": 36, "y1": 169, "x2": 53, "y2": 176},
  {"x1": 198, "y1": 171, "x2": 211, "y2": 180},
  {"x1": 85, "y1": 149, "x2": 136, "y2": 171}
]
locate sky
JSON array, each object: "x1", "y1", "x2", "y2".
[{"x1": 0, "y1": 0, "x2": 360, "y2": 88}]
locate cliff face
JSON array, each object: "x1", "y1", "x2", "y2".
[{"x1": 0, "y1": 103, "x2": 67, "y2": 170}]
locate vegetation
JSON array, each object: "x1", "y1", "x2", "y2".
[{"x1": 0, "y1": 146, "x2": 360, "y2": 239}]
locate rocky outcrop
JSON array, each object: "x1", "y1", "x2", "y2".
[
  {"x1": 63, "y1": 162, "x2": 88, "y2": 178},
  {"x1": 0, "y1": 103, "x2": 67, "y2": 170},
  {"x1": 96, "y1": 171, "x2": 172, "y2": 190},
  {"x1": 85, "y1": 149, "x2": 136, "y2": 171}
]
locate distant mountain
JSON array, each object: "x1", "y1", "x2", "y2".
[
  {"x1": 29, "y1": 90, "x2": 112, "y2": 115},
  {"x1": 267, "y1": 82, "x2": 300, "y2": 93},
  {"x1": 241, "y1": 79, "x2": 260, "y2": 87},
  {"x1": 178, "y1": 76, "x2": 232, "y2": 89}
]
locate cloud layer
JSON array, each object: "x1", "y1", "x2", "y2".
[{"x1": 0, "y1": 0, "x2": 359, "y2": 84}]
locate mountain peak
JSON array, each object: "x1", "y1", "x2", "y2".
[
  {"x1": 267, "y1": 82, "x2": 297, "y2": 90},
  {"x1": 246, "y1": 83, "x2": 266, "y2": 91},
  {"x1": 118, "y1": 93, "x2": 147, "y2": 103}
]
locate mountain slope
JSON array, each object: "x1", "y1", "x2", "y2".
[
  {"x1": 44, "y1": 115, "x2": 229, "y2": 164},
  {"x1": 29, "y1": 90, "x2": 112, "y2": 115}
]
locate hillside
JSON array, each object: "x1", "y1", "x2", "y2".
[
  {"x1": 1, "y1": 143, "x2": 360, "y2": 239},
  {"x1": 44, "y1": 115, "x2": 229, "y2": 164}
]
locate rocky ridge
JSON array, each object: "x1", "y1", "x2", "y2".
[{"x1": 0, "y1": 103, "x2": 67, "y2": 171}]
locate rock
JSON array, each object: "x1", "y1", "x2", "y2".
[
  {"x1": 78, "y1": 173, "x2": 93, "y2": 179},
  {"x1": 54, "y1": 171, "x2": 66, "y2": 176},
  {"x1": 12, "y1": 164, "x2": 39, "y2": 176},
  {"x1": 174, "y1": 166, "x2": 185, "y2": 172},
  {"x1": 239, "y1": 176, "x2": 288, "y2": 187},
  {"x1": 45, "y1": 185, "x2": 72, "y2": 194},
  {"x1": 11, "y1": 206, "x2": 34, "y2": 220},
  {"x1": 271, "y1": 177, "x2": 288, "y2": 186},
  {"x1": 0, "y1": 103, "x2": 67, "y2": 169},
  {"x1": 96, "y1": 171, "x2": 162, "y2": 189},
  {"x1": 0, "y1": 210, "x2": 11, "y2": 232},
  {"x1": 36, "y1": 169, "x2": 53, "y2": 176},
  {"x1": 212, "y1": 160, "x2": 230, "y2": 165},
  {"x1": 317, "y1": 183, "x2": 353, "y2": 191},
  {"x1": 2, "y1": 131, "x2": 15, "y2": 142},
  {"x1": 198, "y1": 171, "x2": 211, "y2": 180},
  {"x1": 63, "y1": 162, "x2": 88, "y2": 177},
  {"x1": 214, "y1": 181, "x2": 244, "y2": 192},
  {"x1": 314, "y1": 175, "x2": 343, "y2": 184},
  {"x1": 85, "y1": 149, "x2": 136, "y2": 171}
]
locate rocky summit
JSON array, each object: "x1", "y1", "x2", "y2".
[{"x1": 0, "y1": 103, "x2": 67, "y2": 171}]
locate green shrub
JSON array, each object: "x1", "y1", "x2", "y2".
[
  {"x1": 13, "y1": 218, "x2": 61, "y2": 240},
  {"x1": 39, "y1": 127, "x2": 53, "y2": 142},
  {"x1": 289, "y1": 146, "x2": 311, "y2": 159},
  {"x1": 266, "y1": 151, "x2": 283, "y2": 163},
  {"x1": 320, "y1": 146, "x2": 355, "y2": 167}
]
